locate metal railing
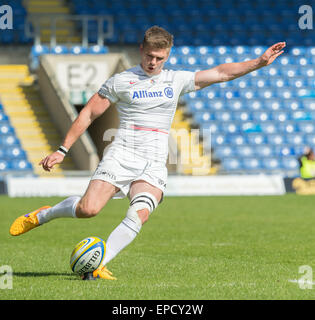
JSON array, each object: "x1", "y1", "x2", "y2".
[{"x1": 25, "y1": 14, "x2": 114, "y2": 47}]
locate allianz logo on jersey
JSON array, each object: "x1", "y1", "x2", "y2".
[{"x1": 132, "y1": 87, "x2": 173, "y2": 99}]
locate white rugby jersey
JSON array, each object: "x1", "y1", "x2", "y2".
[{"x1": 98, "y1": 64, "x2": 196, "y2": 162}]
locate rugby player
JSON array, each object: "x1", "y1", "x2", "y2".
[{"x1": 10, "y1": 26, "x2": 285, "y2": 280}]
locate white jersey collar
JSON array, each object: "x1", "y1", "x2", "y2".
[{"x1": 136, "y1": 64, "x2": 162, "y2": 80}]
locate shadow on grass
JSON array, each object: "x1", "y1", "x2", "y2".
[{"x1": 13, "y1": 271, "x2": 80, "y2": 280}]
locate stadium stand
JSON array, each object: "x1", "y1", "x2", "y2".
[
  {"x1": 0, "y1": 0, "x2": 313, "y2": 177},
  {"x1": 0, "y1": 65, "x2": 76, "y2": 176},
  {"x1": 168, "y1": 45, "x2": 315, "y2": 176}
]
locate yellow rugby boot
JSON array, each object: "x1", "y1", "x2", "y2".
[
  {"x1": 92, "y1": 265, "x2": 117, "y2": 280},
  {"x1": 9, "y1": 206, "x2": 51, "y2": 236}
]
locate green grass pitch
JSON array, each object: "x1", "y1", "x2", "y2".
[{"x1": 1, "y1": 194, "x2": 315, "y2": 300}]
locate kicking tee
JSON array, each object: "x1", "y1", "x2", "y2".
[{"x1": 98, "y1": 64, "x2": 196, "y2": 163}]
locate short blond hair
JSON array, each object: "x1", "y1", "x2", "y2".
[{"x1": 142, "y1": 26, "x2": 174, "y2": 49}]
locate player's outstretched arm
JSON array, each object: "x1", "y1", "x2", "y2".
[
  {"x1": 195, "y1": 42, "x2": 286, "y2": 90},
  {"x1": 39, "y1": 93, "x2": 111, "y2": 172}
]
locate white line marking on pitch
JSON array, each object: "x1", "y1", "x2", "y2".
[{"x1": 288, "y1": 279, "x2": 315, "y2": 285}]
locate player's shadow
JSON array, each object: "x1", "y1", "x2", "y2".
[{"x1": 14, "y1": 271, "x2": 76, "y2": 280}]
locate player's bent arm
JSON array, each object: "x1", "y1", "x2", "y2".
[
  {"x1": 39, "y1": 93, "x2": 111, "y2": 171},
  {"x1": 61, "y1": 93, "x2": 111, "y2": 150},
  {"x1": 195, "y1": 41, "x2": 286, "y2": 90}
]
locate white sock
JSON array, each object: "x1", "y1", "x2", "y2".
[
  {"x1": 37, "y1": 196, "x2": 80, "y2": 225},
  {"x1": 101, "y1": 218, "x2": 141, "y2": 266}
]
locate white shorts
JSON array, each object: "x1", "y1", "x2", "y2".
[{"x1": 91, "y1": 146, "x2": 167, "y2": 199}]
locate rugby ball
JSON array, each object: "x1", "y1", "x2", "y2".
[{"x1": 70, "y1": 236, "x2": 106, "y2": 275}]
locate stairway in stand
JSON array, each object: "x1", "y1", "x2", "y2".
[
  {"x1": 0, "y1": 64, "x2": 77, "y2": 176},
  {"x1": 24, "y1": 0, "x2": 81, "y2": 44}
]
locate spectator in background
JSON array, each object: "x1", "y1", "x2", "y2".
[{"x1": 298, "y1": 147, "x2": 315, "y2": 179}]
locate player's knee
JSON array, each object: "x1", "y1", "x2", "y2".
[
  {"x1": 123, "y1": 192, "x2": 158, "y2": 233},
  {"x1": 76, "y1": 200, "x2": 100, "y2": 218}
]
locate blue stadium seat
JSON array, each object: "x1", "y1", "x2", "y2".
[
  {"x1": 51, "y1": 45, "x2": 69, "y2": 54},
  {"x1": 221, "y1": 122, "x2": 239, "y2": 134},
  {"x1": 282, "y1": 158, "x2": 299, "y2": 171},
  {"x1": 275, "y1": 146, "x2": 295, "y2": 157},
  {"x1": 260, "y1": 122, "x2": 277, "y2": 134},
  {"x1": 269, "y1": 77, "x2": 288, "y2": 88},
  {"x1": 250, "y1": 78, "x2": 269, "y2": 88},
  {"x1": 0, "y1": 160, "x2": 11, "y2": 171},
  {"x1": 247, "y1": 100, "x2": 264, "y2": 111},
  {"x1": 222, "y1": 158, "x2": 242, "y2": 171},
  {"x1": 297, "y1": 57, "x2": 311, "y2": 66},
  {"x1": 264, "y1": 99, "x2": 282, "y2": 111},
  {"x1": 195, "y1": 46, "x2": 213, "y2": 55},
  {"x1": 188, "y1": 100, "x2": 206, "y2": 112},
  {"x1": 207, "y1": 99, "x2": 224, "y2": 111},
  {"x1": 199, "y1": 56, "x2": 217, "y2": 67},
  {"x1": 214, "y1": 111, "x2": 232, "y2": 122},
  {"x1": 0, "y1": 135, "x2": 20, "y2": 147},
  {"x1": 262, "y1": 158, "x2": 281, "y2": 170},
  {"x1": 278, "y1": 122, "x2": 298, "y2": 134},
  {"x1": 292, "y1": 111, "x2": 313, "y2": 121},
  {"x1": 167, "y1": 55, "x2": 182, "y2": 66},
  {"x1": 182, "y1": 55, "x2": 199, "y2": 66},
  {"x1": 252, "y1": 111, "x2": 271, "y2": 122},
  {"x1": 267, "y1": 134, "x2": 285, "y2": 145},
  {"x1": 214, "y1": 146, "x2": 233, "y2": 158},
  {"x1": 234, "y1": 78, "x2": 250, "y2": 89},
  {"x1": 231, "y1": 46, "x2": 250, "y2": 55},
  {"x1": 277, "y1": 55, "x2": 295, "y2": 66},
  {"x1": 235, "y1": 145, "x2": 254, "y2": 157},
  {"x1": 290, "y1": 47, "x2": 306, "y2": 56},
  {"x1": 229, "y1": 134, "x2": 246, "y2": 146},
  {"x1": 284, "y1": 66, "x2": 300, "y2": 78},
  {"x1": 31, "y1": 45, "x2": 50, "y2": 57},
  {"x1": 296, "y1": 122, "x2": 315, "y2": 134},
  {"x1": 257, "y1": 88, "x2": 275, "y2": 99},
  {"x1": 250, "y1": 46, "x2": 267, "y2": 56},
  {"x1": 241, "y1": 122, "x2": 262, "y2": 133},
  {"x1": 177, "y1": 46, "x2": 195, "y2": 55},
  {"x1": 10, "y1": 159, "x2": 32, "y2": 171},
  {"x1": 300, "y1": 66, "x2": 314, "y2": 78},
  {"x1": 256, "y1": 145, "x2": 273, "y2": 157},
  {"x1": 223, "y1": 89, "x2": 240, "y2": 99},
  {"x1": 88, "y1": 45, "x2": 109, "y2": 54},
  {"x1": 200, "y1": 122, "x2": 220, "y2": 135},
  {"x1": 218, "y1": 56, "x2": 235, "y2": 64},
  {"x1": 211, "y1": 134, "x2": 228, "y2": 146},
  {"x1": 0, "y1": 124, "x2": 15, "y2": 135},
  {"x1": 241, "y1": 88, "x2": 260, "y2": 99},
  {"x1": 232, "y1": 111, "x2": 251, "y2": 122},
  {"x1": 70, "y1": 46, "x2": 88, "y2": 54},
  {"x1": 277, "y1": 88, "x2": 294, "y2": 99},
  {"x1": 5, "y1": 147, "x2": 26, "y2": 159},
  {"x1": 194, "y1": 111, "x2": 213, "y2": 123},
  {"x1": 226, "y1": 99, "x2": 243, "y2": 111},
  {"x1": 242, "y1": 158, "x2": 262, "y2": 170},
  {"x1": 286, "y1": 133, "x2": 305, "y2": 146},
  {"x1": 271, "y1": 111, "x2": 290, "y2": 122},
  {"x1": 247, "y1": 133, "x2": 265, "y2": 145},
  {"x1": 283, "y1": 99, "x2": 301, "y2": 111}
]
